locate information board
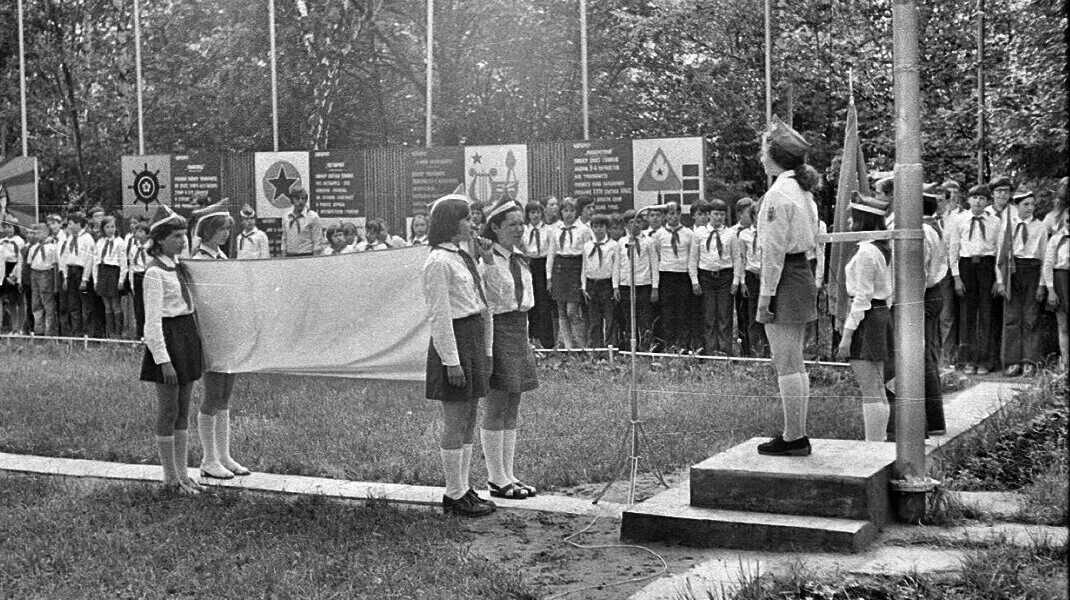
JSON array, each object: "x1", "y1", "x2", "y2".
[
  {"x1": 410, "y1": 147, "x2": 464, "y2": 214},
  {"x1": 568, "y1": 140, "x2": 633, "y2": 213},
  {"x1": 310, "y1": 150, "x2": 364, "y2": 225}
]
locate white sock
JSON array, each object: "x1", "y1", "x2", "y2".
[
  {"x1": 173, "y1": 430, "x2": 191, "y2": 482},
  {"x1": 156, "y1": 435, "x2": 178, "y2": 484},
  {"x1": 779, "y1": 373, "x2": 808, "y2": 442},
  {"x1": 481, "y1": 429, "x2": 508, "y2": 486},
  {"x1": 863, "y1": 403, "x2": 890, "y2": 442},
  {"x1": 502, "y1": 429, "x2": 518, "y2": 483},
  {"x1": 215, "y1": 409, "x2": 247, "y2": 473},
  {"x1": 799, "y1": 371, "x2": 810, "y2": 426},
  {"x1": 461, "y1": 443, "x2": 474, "y2": 492},
  {"x1": 198, "y1": 412, "x2": 219, "y2": 469},
  {"x1": 440, "y1": 448, "x2": 466, "y2": 500}
]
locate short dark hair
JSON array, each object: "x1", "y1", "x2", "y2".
[
  {"x1": 525, "y1": 201, "x2": 544, "y2": 218},
  {"x1": 198, "y1": 213, "x2": 234, "y2": 242},
  {"x1": 67, "y1": 212, "x2": 87, "y2": 227},
  {"x1": 691, "y1": 201, "x2": 711, "y2": 216},
  {"x1": 707, "y1": 199, "x2": 728, "y2": 213},
  {"x1": 590, "y1": 213, "x2": 610, "y2": 228},
  {"x1": 428, "y1": 198, "x2": 471, "y2": 246},
  {"x1": 147, "y1": 216, "x2": 188, "y2": 256},
  {"x1": 576, "y1": 197, "x2": 594, "y2": 213}
]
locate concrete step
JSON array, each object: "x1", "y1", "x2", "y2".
[
  {"x1": 690, "y1": 437, "x2": 897, "y2": 525},
  {"x1": 621, "y1": 482, "x2": 878, "y2": 553}
]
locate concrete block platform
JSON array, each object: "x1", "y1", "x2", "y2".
[
  {"x1": 622, "y1": 481, "x2": 878, "y2": 553},
  {"x1": 690, "y1": 438, "x2": 897, "y2": 525}
]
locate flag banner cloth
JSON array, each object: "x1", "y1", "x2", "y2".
[
  {"x1": 184, "y1": 246, "x2": 430, "y2": 380},
  {"x1": 0, "y1": 156, "x2": 39, "y2": 224},
  {"x1": 828, "y1": 99, "x2": 871, "y2": 332}
]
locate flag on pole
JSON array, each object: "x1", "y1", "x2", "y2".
[{"x1": 828, "y1": 98, "x2": 871, "y2": 332}]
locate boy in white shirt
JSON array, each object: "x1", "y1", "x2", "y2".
[
  {"x1": 996, "y1": 191, "x2": 1048, "y2": 376},
  {"x1": 581, "y1": 214, "x2": 618, "y2": 348},
  {"x1": 651, "y1": 201, "x2": 695, "y2": 350},
  {"x1": 235, "y1": 204, "x2": 270, "y2": 259},
  {"x1": 26, "y1": 223, "x2": 59, "y2": 335},
  {"x1": 689, "y1": 199, "x2": 740, "y2": 354}
]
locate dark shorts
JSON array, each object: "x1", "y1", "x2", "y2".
[
  {"x1": 489, "y1": 311, "x2": 539, "y2": 393},
  {"x1": 139, "y1": 313, "x2": 204, "y2": 385},
  {"x1": 426, "y1": 313, "x2": 490, "y2": 402}
]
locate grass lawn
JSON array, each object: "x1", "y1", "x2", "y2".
[
  {"x1": 0, "y1": 474, "x2": 536, "y2": 599},
  {"x1": 0, "y1": 340, "x2": 862, "y2": 491}
]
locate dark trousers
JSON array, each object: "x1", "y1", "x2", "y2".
[
  {"x1": 85, "y1": 279, "x2": 105, "y2": 338},
  {"x1": 959, "y1": 256, "x2": 996, "y2": 369},
  {"x1": 937, "y1": 274, "x2": 959, "y2": 364},
  {"x1": 924, "y1": 285, "x2": 946, "y2": 432},
  {"x1": 65, "y1": 267, "x2": 91, "y2": 336},
  {"x1": 527, "y1": 257, "x2": 555, "y2": 348},
  {"x1": 1002, "y1": 259, "x2": 1042, "y2": 365},
  {"x1": 55, "y1": 267, "x2": 69, "y2": 335},
  {"x1": 619, "y1": 284, "x2": 653, "y2": 349},
  {"x1": 133, "y1": 272, "x2": 146, "y2": 339},
  {"x1": 657, "y1": 271, "x2": 692, "y2": 350},
  {"x1": 699, "y1": 268, "x2": 734, "y2": 354},
  {"x1": 585, "y1": 278, "x2": 616, "y2": 348},
  {"x1": 744, "y1": 270, "x2": 767, "y2": 357},
  {"x1": 22, "y1": 273, "x2": 34, "y2": 332},
  {"x1": 735, "y1": 287, "x2": 750, "y2": 356}
]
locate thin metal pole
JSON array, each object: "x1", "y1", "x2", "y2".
[
  {"x1": 891, "y1": 0, "x2": 927, "y2": 482},
  {"x1": 580, "y1": 0, "x2": 590, "y2": 140},
  {"x1": 17, "y1": 0, "x2": 28, "y2": 156},
  {"x1": 627, "y1": 239, "x2": 638, "y2": 504},
  {"x1": 425, "y1": 0, "x2": 434, "y2": 147},
  {"x1": 976, "y1": 0, "x2": 986, "y2": 184},
  {"x1": 764, "y1": 0, "x2": 772, "y2": 127},
  {"x1": 133, "y1": 0, "x2": 145, "y2": 155},
  {"x1": 269, "y1": 0, "x2": 280, "y2": 152}
]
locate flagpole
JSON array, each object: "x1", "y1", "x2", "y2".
[
  {"x1": 975, "y1": 0, "x2": 986, "y2": 184},
  {"x1": 269, "y1": 0, "x2": 280, "y2": 152},
  {"x1": 580, "y1": 0, "x2": 590, "y2": 140},
  {"x1": 17, "y1": 0, "x2": 28, "y2": 156},
  {"x1": 890, "y1": 0, "x2": 933, "y2": 505},
  {"x1": 425, "y1": 0, "x2": 433, "y2": 148},
  {"x1": 764, "y1": 0, "x2": 773, "y2": 187},
  {"x1": 133, "y1": 0, "x2": 145, "y2": 155}
]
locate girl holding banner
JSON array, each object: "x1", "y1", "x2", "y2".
[{"x1": 423, "y1": 195, "x2": 496, "y2": 517}]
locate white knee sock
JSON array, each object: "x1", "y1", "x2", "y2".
[
  {"x1": 174, "y1": 430, "x2": 191, "y2": 482},
  {"x1": 215, "y1": 410, "x2": 247, "y2": 473},
  {"x1": 502, "y1": 429, "x2": 518, "y2": 483},
  {"x1": 198, "y1": 412, "x2": 219, "y2": 468},
  {"x1": 558, "y1": 317, "x2": 574, "y2": 349},
  {"x1": 440, "y1": 448, "x2": 466, "y2": 500},
  {"x1": 779, "y1": 373, "x2": 808, "y2": 441},
  {"x1": 156, "y1": 435, "x2": 178, "y2": 484},
  {"x1": 862, "y1": 403, "x2": 890, "y2": 442},
  {"x1": 799, "y1": 371, "x2": 811, "y2": 426},
  {"x1": 461, "y1": 443, "x2": 474, "y2": 491},
  {"x1": 481, "y1": 429, "x2": 508, "y2": 486}
]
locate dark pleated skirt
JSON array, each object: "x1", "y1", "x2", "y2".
[
  {"x1": 490, "y1": 310, "x2": 539, "y2": 393},
  {"x1": 849, "y1": 299, "x2": 892, "y2": 362},
  {"x1": 551, "y1": 255, "x2": 583, "y2": 303},
  {"x1": 96, "y1": 264, "x2": 121, "y2": 298},
  {"x1": 768, "y1": 253, "x2": 818, "y2": 324},
  {"x1": 426, "y1": 313, "x2": 490, "y2": 402},
  {"x1": 139, "y1": 313, "x2": 204, "y2": 385},
  {"x1": 0, "y1": 262, "x2": 17, "y2": 297}
]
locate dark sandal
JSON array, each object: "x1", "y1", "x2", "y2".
[
  {"x1": 513, "y1": 481, "x2": 538, "y2": 497},
  {"x1": 488, "y1": 481, "x2": 529, "y2": 500}
]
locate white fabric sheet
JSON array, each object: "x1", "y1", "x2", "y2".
[{"x1": 184, "y1": 246, "x2": 430, "y2": 380}]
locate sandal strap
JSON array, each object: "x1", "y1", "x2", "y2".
[{"x1": 488, "y1": 481, "x2": 529, "y2": 499}]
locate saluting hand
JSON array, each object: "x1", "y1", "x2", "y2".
[
  {"x1": 447, "y1": 365, "x2": 466, "y2": 388},
  {"x1": 161, "y1": 362, "x2": 178, "y2": 385}
]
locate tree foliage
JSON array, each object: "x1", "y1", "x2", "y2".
[{"x1": 0, "y1": 0, "x2": 1065, "y2": 212}]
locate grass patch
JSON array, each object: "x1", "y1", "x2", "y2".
[
  {"x1": 0, "y1": 341, "x2": 862, "y2": 492},
  {"x1": 0, "y1": 473, "x2": 536, "y2": 599}
]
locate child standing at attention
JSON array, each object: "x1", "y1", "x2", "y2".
[
  {"x1": 950, "y1": 185, "x2": 1002, "y2": 374},
  {"x1": 995, "y1": 191, "x2": 1048, "y2": 377},
  {"x1": 689, "y1": 199, "x2": 740, "y2": 355},
  {"x1": 27, "y1": 223, "x2": 59, "y2": 336},
  {"x1": 581, "y1": 214, "x2": 619, "y2": 349},
  {"x1": 139, "y1": 206, "x2": 205, "y2": 495},
  {"x1": 423, "y1": 195, "x2": 496, "y2": 517},
  {"x1": 547, "y1": 197, "x2": 593, "y2": 348},
  {"x1": 91, "y1": 216, "x2": 128, "y2": 338},
  {"x1": 837, "y1": 193, "x2": 894, "y2": 441},
  {"x1": 189, "y1": 201, "x2": 251, "y2": 480},
  {"x1": 1041, "y1": 209, "x2": 1069, "y2": 371},
  {"x1": 127, "y1": 223, "x2": 150, "y2": 339}
]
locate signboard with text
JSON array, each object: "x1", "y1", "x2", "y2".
[
  {"x1": 171, "y1": 153, "x2": 222, "y2": 218},
  {"x1": 410, "y1": 147, "x2": 464, "y2": 214},
  {"x1": 568, "y1": 140, "x2": 633, "y2": 213},
  {"x1": 310, "y1": 150, "x2": 364, "y2": 225}
]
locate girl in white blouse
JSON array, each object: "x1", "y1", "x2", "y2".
[
  {"x1": 423, "y1": 195, "x2": 496, "y2": 517},
  {"x1": 837, "y1": 193, "x2": 894, "y2": 442},
  {"x1": 138, "y1": 206, "x2": 206, "y2": 496},
  {"x1": 92, "y1": 216, "x2": 128, "y2": 338},
  {"x1": 480, "y1": 197, "x2": 539, "y2": 500}
]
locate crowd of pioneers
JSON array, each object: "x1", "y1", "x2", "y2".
[{"x1": 1, "y1": 177, "x2": 1068, "y2": 379}]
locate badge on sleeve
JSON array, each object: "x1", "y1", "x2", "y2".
[{"x1": 767, "y1": 206, "x2": 776, "y2": 222}]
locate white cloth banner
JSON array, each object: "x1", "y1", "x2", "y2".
[{"x1": 184, "y1": 247, "x2": 430, "y2": 380}]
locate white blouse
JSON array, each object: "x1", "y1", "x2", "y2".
[
  {"x1": 483, "y1": 243, "x2": 534, "y2": 315},
  {"x1": 613, "y1": 234, "x2": 659, "y2": 288},
  {"x1": 844, "y1": 241, "x2": 893, "y2": 332},
  {"x1": 422, "y1": 243, "x2": 493, "y2": 367},
  {"x1": 92, "y1": 236, "x2": 128, "y2": 286},
  {"x1": 143, "y1": 254, "x2": 195, "y2": 365}
]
